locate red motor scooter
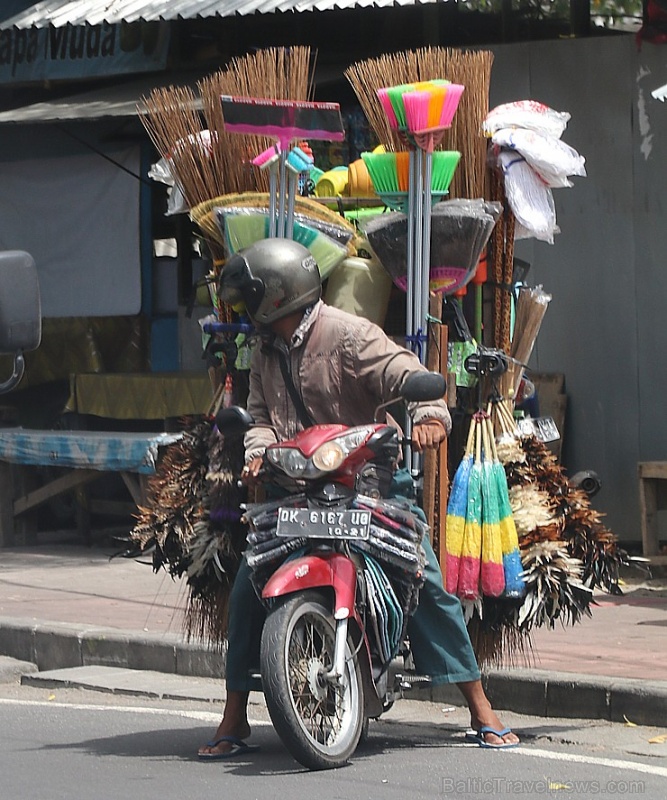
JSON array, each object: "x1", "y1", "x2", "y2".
[{"x1": 216, "y1": 370, "x2": 445, "y2": 770}]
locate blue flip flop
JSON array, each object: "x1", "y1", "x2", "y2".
[
  {"x1": 198, "y1": 735, "x2": 261, "y2": 761},
  {"x1": 465, "y1": 726, "x2": 519, "y2": 749}
]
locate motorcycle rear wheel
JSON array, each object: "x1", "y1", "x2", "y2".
[{"x1": 260, "y1": 591, "x2": 364, "y2": 770}]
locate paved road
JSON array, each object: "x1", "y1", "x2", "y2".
[{"x1": 1, "y1": 683, "x2": 665, "y2": 800}]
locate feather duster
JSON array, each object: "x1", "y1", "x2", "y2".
[
  {"x1": 517, "y1": 541, "x2": 593, "y2": 630},
  {"x1": 129, "y1": 417, "x2": 247, "y2": 648}
]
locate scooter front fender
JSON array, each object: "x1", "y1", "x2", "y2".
[{"x1": 262, "y1": 552, "x2": 357, "y2": 618}]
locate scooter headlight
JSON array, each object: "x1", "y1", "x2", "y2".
[
  {"x1": 266, "y1": 447, "x2": 308, "y2": 478},
  {"x1": 312, "y1": 441, "x2": 345, "y2": 472}
]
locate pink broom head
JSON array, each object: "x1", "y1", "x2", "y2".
[
  {"x1": 403, "y1": 90, "x2": 432, "y2": 136},
  {"x1": 252, "y1": 143, "x2": 281, "y2": 169},
  {"x1": 377, "y1": 87, "x2": 399, "y2": 130},
  {"x1": 439, "y1": 83, "x2": 465, "y2": 128}
]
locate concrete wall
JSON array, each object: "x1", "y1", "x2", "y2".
[{"x1": 489, "y1": 35, "x2": 667, "y2": 541}]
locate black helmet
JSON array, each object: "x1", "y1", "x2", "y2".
[{"x1": 218, "y1": 239, "x2": 322, "y2": 327}]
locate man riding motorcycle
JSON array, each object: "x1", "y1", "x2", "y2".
[{"x1": 198, "y1": 238, "x2": 519, "y2": 760}]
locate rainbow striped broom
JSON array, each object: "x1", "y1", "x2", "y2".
[
  {"x1": 444, "y1": 420, "x2": 475, "y2": 595},
  {"x1": 457, "y1": 416, "x2": 483, "y2": 600},
  {"x1": 486, "y1": 411, "x2": 526, "y2": 598},
  {"x1": 480, "y1": 416, "x2": 506, "y2": 597}
]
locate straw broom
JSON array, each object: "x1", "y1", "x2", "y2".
[
  {"x1": 197, "y1": 46, "x2": 315, "y2": 198},
  {"x1": 139, "y1": 86, "x2": 221, "y2": 210},
  {"x1": 345, "y1": 47, "x2": 493, "y2": 199},
  {"x1": 139, "y1": 48, "x2": 315, "y2": 261}
]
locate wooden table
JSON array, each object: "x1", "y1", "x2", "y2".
[
  {"x1": 0, "y1": 429, "x2": 182, "y2": 547},
  {"x1": 637, "y1": 461, "x2": 667, "y2": 565}
]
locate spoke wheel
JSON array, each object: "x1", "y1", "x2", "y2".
[{"x1": 260, "y1": 591, "x2": 364, "y2": 770}]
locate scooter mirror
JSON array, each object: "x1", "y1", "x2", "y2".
[
  {"x1": 215, "y1": 405, "x2": 254, "y2": 437},
  {"x1": 0, "y1": 251, "x2": 41, "y2": 395},
  {"x1": 401, "y1": 371, "x2": 446, "y2": 402},
  {"x1": 0, "y1": 251, "x2": 41, "y2": 354}
]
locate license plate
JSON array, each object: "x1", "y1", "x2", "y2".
[{"x1": 276, "y1": 507, "x2": 371, "y2": 540}]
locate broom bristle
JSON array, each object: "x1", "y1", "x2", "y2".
[{"x1": 403, "y1": 90, "x2": 431, "y2": 134}]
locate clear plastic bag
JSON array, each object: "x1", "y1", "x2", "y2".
[
  {"x1": 483, "y1": 100, "x2": 571, "y2": 139},
  {"x1": 498, "y1": 150, "x2": 557, "y2": 244},
  {"x1": 147, "y1": 157, "x2": 188, "y2": 216},
  {"x1": 492, "y1": 127, "x2": 586, "y2": 188}
]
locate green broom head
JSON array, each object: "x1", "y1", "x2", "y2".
[
  {"x1": 383, "y1": 83, "x2": 416, "y2": 131},
  {"x1": 361, "y1": 151, "x2": 410, "y2": 211},
  {"x1": 430, "y1": 150, "x2": 461, "y2": 194},
  {"x1": 361, "y1": 152, "x2": 399, "y2": 194}
]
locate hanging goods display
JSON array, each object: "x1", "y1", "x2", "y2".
[{"x1": 444, "y1": 413, "x2": 525, "y2": 602}]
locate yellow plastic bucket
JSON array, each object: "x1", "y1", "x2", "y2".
[{"x1": 315, "y1": 167, "x2": 349, "y2": 197}]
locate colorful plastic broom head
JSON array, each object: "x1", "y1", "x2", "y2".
[
  {"x1": 402, "y1": 81, "x2": 465, "y2": 150},
  {"x1": 457, "y1": 456, "x2": 482, "y2": 600},
  {"x1": 377, "y1": 83, "x2": 416, "y2": 131}
]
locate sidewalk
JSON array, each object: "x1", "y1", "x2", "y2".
[{"x1": 0, "y1": 540, "x2": 666, "y2": 726}]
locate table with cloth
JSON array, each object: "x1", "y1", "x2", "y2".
[
  {"x1": 64, "y1": 372, "x2": 213, "y2": 420},
  {"x1": 0, "y1": 429, "x2": 183, "y2": 546}
]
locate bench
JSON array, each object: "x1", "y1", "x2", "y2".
[
  {"x1": 637, "y1": 461, "x2": 667, "y2": 565},
  {"x1": 0, "y1": 428, "x2": 182, "y2": 547}
]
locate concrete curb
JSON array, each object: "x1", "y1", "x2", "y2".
[
  {"x1": 1, "y1": 615, "x2": 666, "y2": 727},
  {"x1": 0, "y1": 615, "x2": 225, "y2": 679},
  {"x1": 0, "y1": 655, "x2": 38, "y2": 684}
]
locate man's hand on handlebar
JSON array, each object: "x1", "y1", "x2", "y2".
[
  {"x1": 241, "y1": 456, "x2": 264, "y2": 486},
  {"x1": 411, "y1": 419, "x2": 448, "y2": 452}
]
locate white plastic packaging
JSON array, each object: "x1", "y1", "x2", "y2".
[
  {"x1": 497, "y1": 150, "x2": 557, "y2": 244},
  {"x1": 492, "y1": 127, "x2": 586, "y2": 188},
  {"x1": 483, "y1": 100, "x2": 571, "y2": 139}
]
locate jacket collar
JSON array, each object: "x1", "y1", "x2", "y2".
[
  {"x1": 290, "y1": 300, "x2": 322, "y2": 348},
  {"x1": 260, "y1": 300, "x2": 323, "y2": 355}
]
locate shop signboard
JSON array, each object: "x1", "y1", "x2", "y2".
[{"x1": 0, "y1": 21, "x2": 169, "y2": 83}]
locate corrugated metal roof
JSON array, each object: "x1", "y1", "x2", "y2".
[{"x1": 1, "y1": 0, "x2": 438, "y2": 30}]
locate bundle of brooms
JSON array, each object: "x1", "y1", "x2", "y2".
[
  {"x1": 345, "y1": 47, "x2": 494, "y2": 200},
  {"x1": 139, "y1": 46, "x2": 315, "y2": 261},
  {"x1": 465, "y1": 399, "x2": 630, "y2": 667}
]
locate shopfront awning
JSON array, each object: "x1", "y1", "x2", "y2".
[
  {"x1": 1, "y1": 0, "x2": 440, "y2": 30},
  {"x1": 0, "y1": 74, "x2": 202, "y2": 124}
]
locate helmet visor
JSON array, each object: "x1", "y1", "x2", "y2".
[{"x1": 217, "y1": 254, "x2": 263, "y2": 315}]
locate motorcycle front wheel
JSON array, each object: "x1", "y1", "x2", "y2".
[{"x1": 260, "y1": 590, "x2": 364, "y2": 770}]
